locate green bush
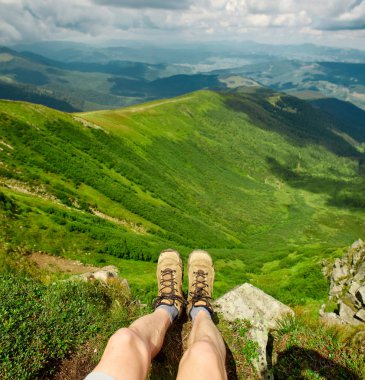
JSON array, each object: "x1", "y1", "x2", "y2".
[{"x1": 0, "y1": 274, "x2": 134, "y2": 379}]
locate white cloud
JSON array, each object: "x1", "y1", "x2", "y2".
[
  {"x1": 0, "y1": 0, "x2": 363, "y2": 48},
  {"x1": 320, "y1": 0, "x2": 365, "y2": 30},
  {"x1": 91, "y1": 0, "x2": 193, "y2": 9}
]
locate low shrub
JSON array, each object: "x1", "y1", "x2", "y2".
[{"x1": 0, "y1": 273, "x2": 138, "y2": 379}]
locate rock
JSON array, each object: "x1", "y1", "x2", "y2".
[
  {"x1": 352, "y1": 245, "x2": 364, "y2": 267},
  {"x1": 350, "y1": 239, "x2": 364, "y2": 253},
  {"x1": 338, "y1": 301, "x2": 362, "y2": 326},
  {"x1": 87, "y1": 265, "x2": 119, "y2": 282},
  {"x1": 344, "y1": 293, "x2": 358, "y2": 307},
  {"x1": 353, "y1": 262, "x2": 365, "y2": 283},
  {"x1": 329, "y1": 284, "x2": 343, "y2": 299},
  {"x1": 356, "y1": 286, "x2": 365, "y2": 305},
  {"x1": 215, "y1": 284, "x2": 292, "y2": 380},
  {"x1": 69, "y1": 265, "x2": 129, "y2": 287},
  {"x1": 332, "y1": 262, "x2": 349, "y2": 282},
  {"x1": 321, "y1": 259, "x2": 332, "y2": 278},
  {"x1": 349, "y1": 281, "x2": 361, "y2": 296},
  {"x1": 247, "y1": 322, "x2": 274, "y2": 380},
  {"x1": 355, "y1": 309, "x2": 365, "y2": 322},
  {"x1": 320, "y1": 304, "x2": 343, "y2": 325},
  {"x1": 319, "y1": 304, "x2": 326, "y2": 317},
  {"x1": 215, "y1": 283, "x2": 294, "y2": 330},
  {"x1": 323, "y1": 239, "x2": 365, "y2": 326},
  {"x1": 321, "y1": 312, "x2": 343, "y2": 325}
]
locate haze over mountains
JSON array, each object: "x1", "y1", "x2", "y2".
[{"x1": 1, "y1": 41, "x2": 365, "y2": 112}]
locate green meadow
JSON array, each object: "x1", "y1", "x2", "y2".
[{"x1": 0, "y1": 88, "x2": 364, "y2": 305}]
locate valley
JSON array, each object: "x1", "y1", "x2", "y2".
[{"x1": 0, "y1": 88, "x2": 364, "y2": 306}]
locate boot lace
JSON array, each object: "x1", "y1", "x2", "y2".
[
  {"x1": 153, "y1": 268, "x2": 185, "y2": 308},
  {"x1": 189, "y1": 270, "x2": 212, "y2": 309}
]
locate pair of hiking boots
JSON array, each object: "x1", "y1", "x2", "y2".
[{"x1": 154, "y1": 249, "x2": 214, "y2": 319}]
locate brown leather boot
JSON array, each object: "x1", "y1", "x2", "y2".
[
  {"x1": 154, "y1": 249, "x2": 185, "y2": 318},
  {"x1": 187, "y1": 249, "x2": 214, "y2": 317}
]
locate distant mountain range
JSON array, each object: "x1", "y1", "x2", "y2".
[
  {"x1": 215, "y1": 60, "x2": 365, "y2": 110},
  {"x1": 0, "y1": 46, "x2": 224, "y2": 110},
  {"x1": 12, "y1": 40, "x2": 365, "y2": 64},
  {"x1": 1, "y1": 42, "x2": 365, "y2": 112}
]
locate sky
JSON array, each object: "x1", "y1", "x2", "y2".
[{"x1": 0, "y1": 0, "x2": 365, "y2": 49}]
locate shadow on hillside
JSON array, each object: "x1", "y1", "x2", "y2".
[
  {"x1": 273, "y1": 346, "x2": 361, "y2": 380},
  {"x1": 222, "y1": 90, "x2": 360, "y2": 159},
  {"x1": 150, "y1": 313, "x2": 238, "y2": 380},
  {"x1": 267, "y1": 156, "x2": 365, "y2": 209}
]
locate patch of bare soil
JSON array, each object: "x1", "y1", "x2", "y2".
[
  {"x1": 47, "y1": 341, "x2": 98, "y2": 380},
  {"x1": 0, "y1": 177, "x2": 60, "y2": 203},
  {"x1": 91, "y1": 208, "x2": 147, "y2": 234},
  {"x1": 29, "y1": 252, "x2": 99, "y2": 274}
]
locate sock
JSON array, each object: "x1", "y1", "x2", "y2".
[
  {"x1": 156, "y1": 304, "x2": 178, "y2": 323},
  {"x1": 190, "y1": 306, "x2": 211, "y2": 322}
]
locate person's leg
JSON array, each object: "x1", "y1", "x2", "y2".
[
  {"x1": 89, "y1": 308, "x2": 171, "y2": 380},
  {"x1": 177, "y1": 250, "x2": 227, "y2": 380},
  {"x1": 86, "y1": 249, "x2": 185, "y2": 380},
  {"x1": 177, "y1": 310, "x2": 226, "y2": 380}
]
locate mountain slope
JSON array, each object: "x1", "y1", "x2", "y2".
[
  {"x1": 310, "y1": 97, "x2": 365, "y2": 143},
  {"x1": 0, "y1": 89, "x2": 364, "y2": 303}
]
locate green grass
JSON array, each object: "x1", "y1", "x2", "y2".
[
  {"x1": 273, "y1": 313, "x2": 365, "y2": 379},
  {"x1": 0, "y1": 266, "x2": 140, "y2": 380},
  {"x1": 0, "y1": 88, "x2": 364, "y2": 307}
]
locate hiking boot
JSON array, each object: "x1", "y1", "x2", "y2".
[
  {"x1": 154, "y1": 249, "x2": 185, "y2": 318},
  {"x1": 187, "y1": 249, "x2": 214, "y2": 317}
]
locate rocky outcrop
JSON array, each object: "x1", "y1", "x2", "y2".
[
  {"x1": 70, "y1": 265, "x2": 130, "y2": 291},
  {"x1": 215, "y1": 283, "x2": 293, "y2": 379},
  {"x1": 321, "y1": 239, "x2": 365, "y2": 325}
]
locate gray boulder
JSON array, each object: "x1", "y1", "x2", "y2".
[
  {"x1": 215, "y1": 283, "x2": 293, "y2": 330},
  {"x1": 215, "y1": 283, "x2": 293, "y2": 380},
  {"x1": 338, "y1": 301, "x2": 362, "y2": 326}
]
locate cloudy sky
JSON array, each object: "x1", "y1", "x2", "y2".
[{"x1": 0, "y1": 0, "x2": 364, "y2": 49}]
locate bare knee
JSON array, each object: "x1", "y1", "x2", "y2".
[
  {"x1": 108, "y1": 327, "x2": 150, "y2": 364},
  {"x1": 179, "y1": 341, "x2": 226, "y2": 380},
  {"x1": 185, "y1": 340, "x2": 221, "y2": 364}
]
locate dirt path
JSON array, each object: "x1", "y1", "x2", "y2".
[
  {"x1": 123, "y1": 96, "x2": 193, "y2": 113},
  {"x1": 29, "y1": 252, "x2": 99, "y2": 274},
  {"x1": 91, "y1": 208, "x2": 147, "y2": 234}
]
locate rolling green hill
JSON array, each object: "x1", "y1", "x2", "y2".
[{"x1": 0, "y1": 88, "x2": 364, "y2": 305}]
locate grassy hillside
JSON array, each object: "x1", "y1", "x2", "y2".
[
  {"x1": 310, "y1": 97, "x2": 365, "y2": 144},
  {"x1": 1, "y1": 252, "x2": 364, "y2": 380},
  {"x1": 0, "y1": 88, "x2": 364, "y2": 305}
]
